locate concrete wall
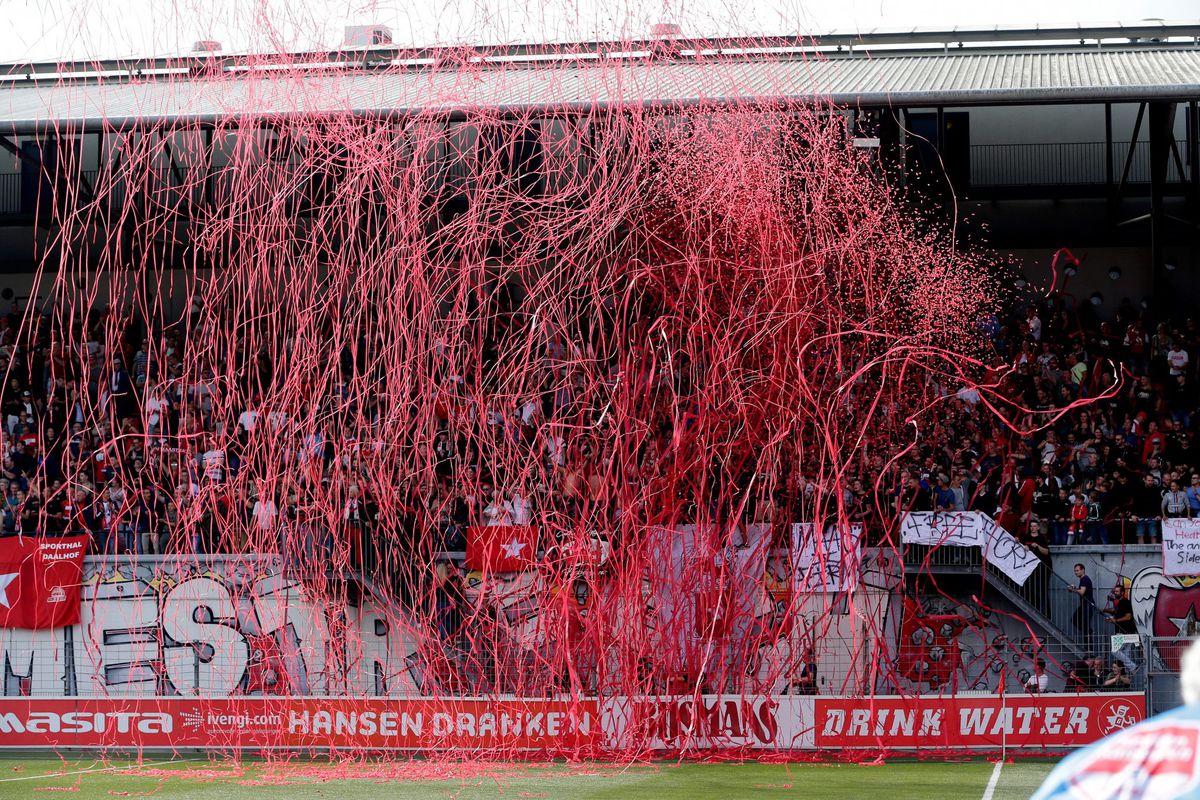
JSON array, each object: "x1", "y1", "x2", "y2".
[
  {"x1": 1049, "y1": 544, "x2": 1163, "y2": 593},
  {"x1": 1008, "y1": 246, "x2": 1155, "y2": 316}
]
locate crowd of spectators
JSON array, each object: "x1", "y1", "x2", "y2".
[
  {"x1": 0, "y1": 272, "x2": 1189, "y2": 701},
  {"x1": 0, "y1": 305, "x2": 387, "y2": 562},
  {"x1": 885, "y1": 292, "x2": 1200, "y2": 551},
  {"x1": 0, "y1": 283, "x2": 1195, "y2": 568}
]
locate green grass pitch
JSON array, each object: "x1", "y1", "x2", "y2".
[{"x1": 0, "y1": 755, "x2": 1058, "y2": 799}]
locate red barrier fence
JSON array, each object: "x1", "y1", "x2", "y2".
[
  {"x1": 0, "y1": 697, "x2": 599, "y2": 751},
  {"x1": 0, "y1": 693, "x2": 1143, "y2": 752},
  {"x1": 813, "y1": 694, "x2": 1145, "y2": 749}
]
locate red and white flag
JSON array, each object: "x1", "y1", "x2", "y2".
[
  {"x1": 465, "y1": 526, "x2": 539, "y2": 573},
  {"x1": 0, "y1": 535, "x2": 89, "y2": 629}
]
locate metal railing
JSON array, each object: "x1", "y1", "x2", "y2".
[
  {"x1": 985, "y1": 561, "x2": 1110, "y2": 657},
  {"x1": 0, "y1": 172, "x2": 18, "y2": 213},
  {"x1": 0, "y1": 156, "x2": 553, "y2": 218},
  {"x1": 1145, "y1": 635, "x2": 1185, "y2": 716},
  {"x1": 0, "y1": 138, "x2": 1182, "y2": 218},
  {"x1": 901, "y1": 542, "x2": 983, "y2": 571},
  {"x1": 901, "y1": 541, "x2": 1110, "y2": 660},
  {"x1": 970, "y1": 140, "x2": 1185, "y2": 187}
]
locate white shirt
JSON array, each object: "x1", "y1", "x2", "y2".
[
  {"x1": 299, "y1": 432, "x2": 323, "y2": 462},
  {"x1": 546, "y1": 436, "x2": 566, "y2": 467},
  {"x1": 201, "y1": 450, "x2": 225, "y2": 481},
  {"x1": 251, "y1": 500, "x2": 278, "y2": 530},
  {"x1": 520, "y1": 399, "x2": 540, "y2": 425},
  {"x1": 237, "y1": 410, "x2": 259, "y2": 431},
  {"x1": 484, "y1": 501, "x2": 512, "y2": 526},
  {"x1": 1168, "y1": 349, "x2": 1189, "y2": 376},
  {"x1": 508, "y1": 493, "x2": 529, "y2": 526},
  {"x1": 146, "y1": 393, "x2": 166, "y2": 419},
  {"x1": 1026, "y1": 672, "x2": 1049, "y2": 693}
]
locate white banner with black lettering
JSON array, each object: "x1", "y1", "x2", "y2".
[
  {"x1": 1162, "y1": 518, "x2": 1200, "y2": 576},
  {"x1": 792, "y1": 523, "x2": 863, "y2": 593},
  {"x1": 900, "y1": 512, "x2": 1041, "y2": 586}
]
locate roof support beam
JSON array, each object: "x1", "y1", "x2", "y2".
[
  {"x1": 4, "y1": 21, "x2": 1200, "y2": 82},
  {"x1": 0, "y1": 133, "x2": 95, "y2": 224},
  {"x1": 1148, "y1": 102, "x2": 1176, "y2": 311}
]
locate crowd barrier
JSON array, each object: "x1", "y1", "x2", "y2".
[{"x1": 0, "y1": 692, "x2": 1144, "y2": 752}]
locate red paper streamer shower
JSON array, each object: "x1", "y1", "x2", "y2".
[{"x1": 0, "y1": 38, "x2": 1080, "y2": 763}]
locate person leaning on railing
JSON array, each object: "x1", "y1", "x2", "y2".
[
  {"x1": 1024, "y1": 658, "x2": 1049, "y2": 694},
  {"x1": 1132, "y1": 473, "x2": 1163, "y2": 544},
  {"x1": 1065, "y1": 660, "x2": 1091, "y2": 692},
  {"x1": 1164, "y1": 479, "x2": 1192, "y2": 520},
  {"x1": 785, "y1": 649, "x2": 819, "y2": 695},
  {"x1": 1102, "y1": 584, "x2": 1139, "y2": 675},
  {"x1": 1101, "y1": 660, "x2": 1132, "y2": 691}
]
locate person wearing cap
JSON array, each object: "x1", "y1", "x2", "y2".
[{"x1": 5, "y1": 388, "x2": 34, "y2": 436}]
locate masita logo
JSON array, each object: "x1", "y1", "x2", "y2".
[{"x1": 0, "y1": 710, "x2": 173, "y2": 735}]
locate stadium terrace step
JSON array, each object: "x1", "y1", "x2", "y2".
[{"x1": 901, "y1": 537, "x2": 1104, "y2": 665}]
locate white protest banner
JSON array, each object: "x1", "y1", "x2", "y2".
[
  {"x1": 645, "y1": 523, "x2": 773, "y2": 680},
  {"x1": 900, "y1": 512, "x2": 1041, "y2": 586},
  {"x1": 1162, "y1": 519, "x2": 1200, "y2": 576},
  {"x1": 792, "y1": 523, "x2": 863, "y2": 593}
]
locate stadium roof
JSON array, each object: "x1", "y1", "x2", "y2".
[{"x1": 0, "y1": 42, "x2": 1198, "y2": 132}]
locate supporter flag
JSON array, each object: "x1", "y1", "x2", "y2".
[
  {"x1": 465, "y1": 526, "x2": 539, "y2": 573},
  {"x1": 0, "y1": 535, "x2": 89, "y2": 629},
  {"x1": 897, "y1": 597, "x2": 968, "y2": 687}
]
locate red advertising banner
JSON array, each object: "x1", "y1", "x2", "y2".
[
  {"x1": 602, "y1": 695, "x2": 814, "y2": 751},
  {"x1": 0, "y1": 697, "x2": 598, "y2": 751},
  {"x1": 0, "y1": 693, "x2": 1141, "y2": 752},
  {"x1": 814, "y1": 693, "x2": 1145, "y2": 749}
]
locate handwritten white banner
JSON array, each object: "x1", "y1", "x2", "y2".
[
  {"x1": 792, "y1": 523, "x2": 863, "y2": 593},
  {"x1": 1162, "y1": 519, "x2": 1200, "y2": 576},
  {"x1": 900, "y1": 512, "x2": 1041, "y2": 586}
]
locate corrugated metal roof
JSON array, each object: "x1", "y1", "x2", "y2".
[{"x1": 1, "y1": 47, "x2": 1198, "y2": 130}]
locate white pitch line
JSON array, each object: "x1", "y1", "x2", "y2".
[
  {"x1": 0, "y1": 756, "x2": 199, "y2": 783},
  {"x1": 981, "y1": 760, "x2": 1004, "y2": 800}
]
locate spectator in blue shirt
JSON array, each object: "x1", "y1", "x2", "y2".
[{"x1": 1186, "y1": 474, "x2": 1200, "y2": 516}]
